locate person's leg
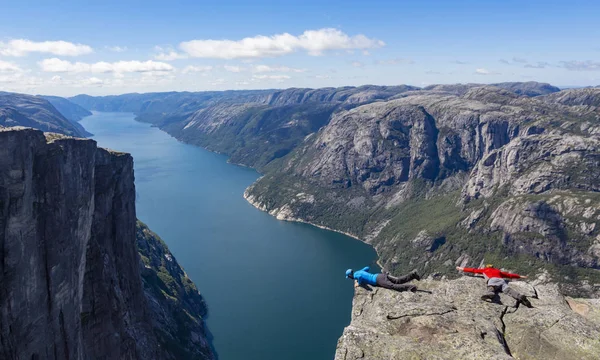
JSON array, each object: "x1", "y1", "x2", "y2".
[
  {"x1": 502, "y1": 285, "x2": 522, "y2": 300},
  {"x1": 502, "y1": 285, "x2": 532, "y2": 307},
  {"x1": 386, "y1": 271, "x2": 419, "y2": 284},
  {"x1": 481, "y1": 285, "x2": 499, "y2": 301},
  {"x1": 377, "y1": 274, "x2": 416, "y2": 292}
]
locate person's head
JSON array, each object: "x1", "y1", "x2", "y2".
[
  {"x1": 345, "y1": 269, "x2": 354, "y2": 279},
  {"x1": 485, "y1": 264, "x2": 494, "y2": 268}
]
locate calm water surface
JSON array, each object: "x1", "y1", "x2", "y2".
[{"x1": 81, "y1": 112, "x2": 379, "y2": 360}]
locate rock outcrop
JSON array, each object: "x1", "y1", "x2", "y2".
[
  {"x1": 0, "y1": 127, "x2": 214, "y2": 359},
  {"x1": 335, "y1": 276, "x2": 600, "y2": 360}
]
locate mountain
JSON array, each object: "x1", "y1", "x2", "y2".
[
  {"x1": 336, "y1": 276, "x2": 600, "y2": 360},
  {"x1": 0, "y1": 127, "x2": 214, "y2": 360},
  {"x1": 40, "y1": 95, "x2": 92, "y2": 122},
  {"x1": 69, "y1": 86, "x2": 419, "y2": 169},
  {"x1": 159, "y1": 86, "x2": 419, "y2": 168},
  {"x1": 421, "y1": 81, "x2": 560, "y2": 97},
  {"x1": 0, "y1": 92, "x2": 86, "y2": 137},
  {"x1": 40, "y1": 95, "x2": 93, "y2": 136},
  {"x1": 491, "y1": 81, "x2": 561, "y2": 97},
  {"x1": 68, "y1": 83, "x2": 599, "y2": 296},
  {"x1": 245, "y1": 85, "x2": 600, "y2": 296},
  {"x1": 540, "y1": 87, "x2": 600, "y2": 107}
]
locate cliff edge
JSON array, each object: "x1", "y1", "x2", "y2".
[{"x1": 335, "y1": 276, "x2": 600, "y2": 360}]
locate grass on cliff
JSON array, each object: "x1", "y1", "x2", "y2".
[
  {"x1": 371, "y1": 187, "x2": 600, "y2": 297},
  {"x1": 135, "y1": 220, "x2": 210, "y2": 359}
]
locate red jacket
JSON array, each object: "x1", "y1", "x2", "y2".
[{"x1": 462, "y1": 267, "x2": 521, "y2": 280}]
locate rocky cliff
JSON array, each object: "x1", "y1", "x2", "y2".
[
  {"x1": 0, "y1": 127, "x2": 214, "y2": 359},
  {"x1": 245, "y1": 85, "x2": 600, "y2": 296},
  {"x1": 136, "y1": 221, "x2": 215, "y2": 360},
  {"x1": 0, "y1": 92, "x2": 86, "y2": 137},
  {"x1": 335, "y1": 276, "x2": 600, "y2": 360}
]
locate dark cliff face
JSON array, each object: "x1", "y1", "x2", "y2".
[
  {"x1": 0, "y1": 127, "x2": 214, "y2": 360},
  {"x1": 0, "y1": 92, "x2": 86, "y2": 137}
]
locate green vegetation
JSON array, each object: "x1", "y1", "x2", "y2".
[{"x1": 135, "y1": 220, "x2": 211, "y2": 360}]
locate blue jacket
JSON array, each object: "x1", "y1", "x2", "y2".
[{"x1": 353, "y1": 266, "x2": 378, "y2": 286}]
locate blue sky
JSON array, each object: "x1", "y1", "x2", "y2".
[{"x1": 0, "y1": 0, "x2": 599, "y2": 96}]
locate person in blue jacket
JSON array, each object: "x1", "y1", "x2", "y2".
[{"x1": 346, "y1": 267, "x2": 420, "y2": 292}]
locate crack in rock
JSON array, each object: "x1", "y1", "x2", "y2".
[
  {"x1": 497, "y1": 306, "x2": 513, "y2": 357},
  {"x1": 386, "y1": 307, "x2": 457, "y2": 320}
]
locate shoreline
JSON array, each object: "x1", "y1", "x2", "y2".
[
  {"x1": 243, "y1": 188, "x2": 385, "y2": 270},
  {"x1": 129, "y1": 112, "x2": 386, "y2": 270}
]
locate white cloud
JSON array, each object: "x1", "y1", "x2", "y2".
[
  {"x1": 252, "y1": 64, "x2": 305, "y2": 73},
  {"x1": 0, "y1": 39, "x2": 93, "y2": 56},
  {"x1": 39, "y1": 58, "x2": 174, "y2": 74},
  {"x1": 235, "y1": 81, "x2": 250, "y2": 85},
  {"x1": 377, "y1": 57, "x2": 414, "y2": 65},
  {"x1": 209, "y1": 78, "x2": 226, "y2": 85},
  {"x1": 182, "y1": 65, "x2": 213, "y2": 74},
  {"x1": 475, "y1": 68, "x2": 500, "y2": 75},
  {"x1": 560, "y1": 60, "x2": 600, "y2": 71},
  {"x1": 0, "y1": 60, "x2": 22, "y2": 72},
  {"x1": 179, "y1": 28, "x2": 384, "y2": 59},
  {"x1": 524, "y1": 61, "x2": 550, "y2": 69},
  {"x1": 252, "y1": 74, "x2": 291, "y2": 80},
  {"x1": 223, "y1": 65, "x2": 244, "y2": 73},
  {"x1": 315, "y1": 74, "x2": 331, "y2": 79},
  {"x1": 512, "y1": 57, "x2": 527, "y2": 63},
  {"x1": 107, "y1": 46, "x2": 127, "y2": 52},
  {"x1": 155, "y1": 51, "x2": 188, "y2": 61},
  {"x1": 252, "y1": 74, "x2": 291, "y2": 82},
  {"x1": 351, "y1": 61, "x2": 365, "y2": 68},
  {"x1": 87, "y1": 77, "x2": 104, "y2": 85},
  {"x1": 0, "y1": 72, "x2": 43, "y2": 89}
]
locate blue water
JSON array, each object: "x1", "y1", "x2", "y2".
[{"x1": 80, "y1": 112, "x2": 379, "y2": 360}]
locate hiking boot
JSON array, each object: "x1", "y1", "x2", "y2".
[
  {"x1": 520, "y1": 296, "x2": 533, "y2": 308},
  {"x1": 481, "y1": 293, "x2": 494, "y2": 302},
  {"x1": 411, "y1": 270, "x2": 421, "y2": 281}
]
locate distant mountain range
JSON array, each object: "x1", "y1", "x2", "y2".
[{"x1": 0, "y1": 92, "x2": 89, "y2": 137}]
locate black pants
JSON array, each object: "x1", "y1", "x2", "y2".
[
  {"x1": 375, "y1": 273, "x2": 414, "y2": 292},
  {"x1": 485, "y1": 285, "x2": 523, "y2": 301}
]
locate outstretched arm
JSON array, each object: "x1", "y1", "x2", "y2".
[
  {"x1": 500, "y1": 271, "x2": 527, "y2": 279},
  {"x1": 360, "y1": 266, "x2": 370, "y2": 272},
  {"x1": 456, "y1": 266, "x2": 485, "y2": 274}
]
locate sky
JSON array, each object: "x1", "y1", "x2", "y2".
[{"x1": 0, "y1": 0, "x2": 599, "y2": 96}]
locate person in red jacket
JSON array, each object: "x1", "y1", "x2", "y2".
[{"x1": 456, "y1": 264, "x2": 532, "y2": 307}]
